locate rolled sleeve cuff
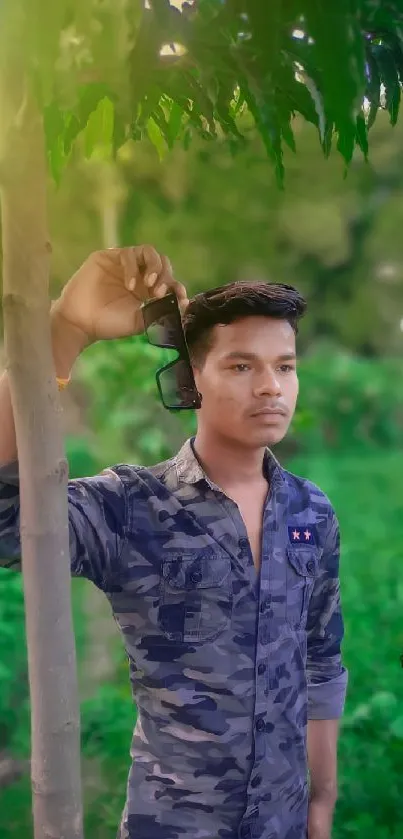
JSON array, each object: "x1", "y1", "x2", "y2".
[
  {"x1": 308, "y1": 666, "x2": 348, "y2": 720},
  {"x1": 0, "y1": 461, "x2": 19, "y2": 486}
]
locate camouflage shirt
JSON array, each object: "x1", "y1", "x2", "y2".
[{"x1": 0, "y1": 438, "x2": 348, "y2": 839}]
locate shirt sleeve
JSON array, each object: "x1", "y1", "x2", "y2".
[
  {"x1": 306, "y1": 506, "x2": 348, "y2": 720},
  {"x1": 0, "y1": 459, "x2": 127, "y2": 591}
]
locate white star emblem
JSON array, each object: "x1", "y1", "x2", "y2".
[
  {"x1": 304, "y1": 529, "x2": 311, "y2": 541},
  {"x1": 292, "y1": 529, "x2": 300, "y2": 541}
]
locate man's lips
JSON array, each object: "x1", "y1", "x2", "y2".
[{"x1": 250, "y1": 406, "x2": 288, "y2": 417}]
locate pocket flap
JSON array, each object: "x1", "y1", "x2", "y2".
[
  {"x1": 287, "y1": 547, "x2": 319, "y2": 578},
  {"x1": 162, "y1": 552, "x2": 231, "y2": 590}
]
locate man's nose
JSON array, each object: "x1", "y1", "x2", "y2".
[{"x1": 254, "y1": 369, "x2": 281, "y2": 397}]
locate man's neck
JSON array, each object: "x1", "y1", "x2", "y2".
[{"x1": 193, "y1": 429, "x2": 267, "y2": 491}]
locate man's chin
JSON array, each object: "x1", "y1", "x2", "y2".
[{"x1": 253, "y1": 425, "x2": 288, "y2": 448}]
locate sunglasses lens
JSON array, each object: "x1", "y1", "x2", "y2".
[
  {"x1": 145, "y1": 312, "x2": 179, "y2": 349},
  {"x1": 157, "y1": 359, "x2": 199, "y2": 409}
]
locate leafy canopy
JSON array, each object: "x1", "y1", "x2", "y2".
[{"x1": 7, "y1": 0, "x2": 403, "y2": 184}]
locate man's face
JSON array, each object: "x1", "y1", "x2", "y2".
[{"x1": 193, "y1": 316, "x2": 299, "y2": 448}]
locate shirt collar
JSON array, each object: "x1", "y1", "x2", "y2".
[{"x1": 174, "y1": 437, "x2": 283, "y2": 487}]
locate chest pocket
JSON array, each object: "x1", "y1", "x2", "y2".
[
  {"x1": 286, "y1": 547, "x2": 319, "y2": 629},
  {"x1": 158, "y1": 551, "x2": 233, "y2": 643}
]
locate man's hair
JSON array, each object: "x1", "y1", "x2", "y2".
[{"x1": 183, "y1": 281, "x2": 307, "y2": 367}]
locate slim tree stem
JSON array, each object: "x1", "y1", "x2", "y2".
[{"x1": 0, "y1": 64, "x2": 84, "y2": 839}]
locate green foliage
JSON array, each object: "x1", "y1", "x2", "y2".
[
  {"x1": 0, "y1": 573, "x2": 28, "y2": 754},
  {"x1": 70, "y1": 332, "x2": 195, "y2": 469},
  {"x1": 80, "y1": 679, "x2": 137, "y2": 835},
  {"x1": 0, "y1": 572, "x2": 91, "y2": 834},
  {"x1": 13, "y1": 0, "x2": 403, "y2": 186},
  {"x1": 44, "y1": 107, "x2": 403, "y2": 362},
  {"x1": 287, "y1": 347, "x2": 403, "y2": 455},
  {"x1": 292, "y1": 451, "x2": 403, "y2": 839}
]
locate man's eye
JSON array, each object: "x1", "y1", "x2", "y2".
[
  {"x1": 279, "y1": 364, "x2": 295, "y2": 373},
  {"x1": 231, "y1": 364, "x2": 250, "y2": 372}
]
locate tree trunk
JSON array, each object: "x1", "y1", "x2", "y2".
[{"x1": 0, "y1": 61, "x2": 84, "y2": 839}]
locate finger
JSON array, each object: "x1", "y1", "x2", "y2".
[
  {"x1": 172, "y1": 279, "x2": 189, "y2": 314},
  {"x1": 172, "y1": 280, "x2": 188, "y2": 304},
  {"x1": 160, "y1": 254, "x2": 175, "y2": 281},
  {"x1": 153, "y1": 282, "x2": 168, "y2": 298},
  {"x1": 120, "y1": 248, "x2": 141, "y2": 292},
  {"x1": 145, "y1": 253, "x2": 171, "y2": 291},
  {"x1": 140, "y1": 245, "x2": 163, "y2": 285},
  {"x1": 120, "y1": 246, "x2": 162, "y2": 292},
  {"x1": 158, "y1": 255, "x2": 188, "y2": 302}
]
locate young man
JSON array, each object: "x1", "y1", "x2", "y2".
[{"x1": 0, "y1": 245, "x2": 348, "y2": 839}]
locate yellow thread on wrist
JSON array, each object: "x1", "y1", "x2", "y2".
[{"x1": 56, "y1": 376, "x2": 70, "y2": 391}]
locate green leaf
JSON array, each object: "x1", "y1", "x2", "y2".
[
  {"x1": 112, "y1": 111, "x2": 128, "y2": 156},
  {"x1": 303, "y1": 1, "x2": 366, "y2": 157},
  {"x1": 281, "y1": 119, "x2": 296, "y2": 154},
  {"x1": 365, "y1": 48, "x2": 381, "y2": 129},
  {"x1": 146, "y1": 116, "x2": 167, "y2": 160},
  {"x1": 215, "y1": 77, "x2": 244, "y2": 139},
  {"x1": 240, "y1": 76, "x2": 284, "y2": 187},
  {"x1": 356, "y1": 112, "x2": 369, "y2": 160},
  {"x1": 390, "y1": 38, "x2": 403, "y2": 82},
  {"x1": 336, "y1": 120, "x2": 357, "y2": 167},
  {"x1": 373, "y1": 43, "x2": 401, "y2": 125},
  {"x1": 365, "y1": 49, "x2": 381, "y2": 109},
  {"x1": 183, "y1": 71, "x2": 217, "y2": 134},
  {"x1": 152, "y1": 99, "x2": 184, "y2": 149},
  {"x1": 160, "y1": 73, "x2": 213, "y2": 139},
  {"x1": 321, "y1": 120, "x2": 334, "y2": 158},
  {"x1": 167, "y1": 99, "x2": 185, "y2": 146},
  {"x1": 275, "y1": 90, "x2": 296, "y2": 153},
  {"x1": 138, "y1": 87, "x2": 164, "y2": 126},
  {"x1": 299, "y1": 72, "x2": 326, "y2": 142},
  {"x1": 84, "y1": 96, "x2": 115, "y2": 158},
  {"x1": 64, "y1": 83, "x2": 113, "y2": 157}
]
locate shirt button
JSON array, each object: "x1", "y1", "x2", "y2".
[
  {"x1": 251, "y1": 774, "x2": 262, "y2": 788},
  {"x1": 306, "y1": 560, "x2": 315, "y2": 574},
  {"x1": 190, "y1": 570, "x2": 202, "y2": 584},
  {"x1": 259, "y1": 625, "x2": 270, "y2": 645},
  {"x1": 257, "y1": 662, "x2": 266, "y2": 675},
  {"x1": 260, "y1": 598, "x2": 270, "y2": 613},
  {"x1": 256, "y1": 718, "x2": 265, "y2": 732}
]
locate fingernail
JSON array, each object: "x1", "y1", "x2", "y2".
[
  {"x1": 129, "y1": 277, "x2": 136, "y2": 291},
  {"x1": 146, "y1": 272, "x2": 158, "y2": 287}
]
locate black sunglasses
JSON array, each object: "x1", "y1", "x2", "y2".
[{"x1": 142, "y1": 293, "x2": 202, "y2": 411}]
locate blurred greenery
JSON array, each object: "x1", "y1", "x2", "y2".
[
  {"x1": 46, "y1": 107, "x2": 403, "y2": 358},
  {"x1": 1, "y1": 93, "x2": 403, "y2": 839}
]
